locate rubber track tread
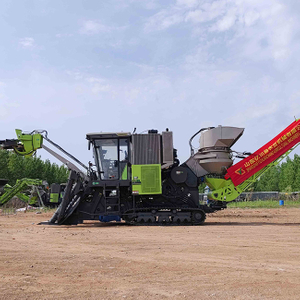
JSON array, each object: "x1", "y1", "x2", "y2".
[{"x1": 122, "y1": 207, "x2": 206, "y2": 226}]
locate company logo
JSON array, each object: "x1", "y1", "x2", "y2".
[{"x1": 235, "y1": 167, "x2": 245, "y2": 176}]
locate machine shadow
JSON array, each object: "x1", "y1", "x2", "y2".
[
  {"x1": 51, "y1": 221, "x2": 300, "y2": 228},
  {"x1": 205, "y1": 221, "x2": 300, "y2": 226}
]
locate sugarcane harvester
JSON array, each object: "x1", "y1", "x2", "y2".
[
  {"x1": 0, "y1": 178, "x2": 44, "y2": 206},
  {"x1": 1, "y1": 119, "x2": 300, "y2": 225}
]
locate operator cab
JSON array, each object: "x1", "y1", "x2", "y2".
[{"x1": 86, "y1": 132, "x2": 131, "y2": 181}]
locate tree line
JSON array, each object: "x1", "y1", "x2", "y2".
[
  {"x1": 0, "y1": 149, "x2": 69, "y2": 186},
  {"x1": 253, "y1": 154, "x2": 300, "y2": 192}
]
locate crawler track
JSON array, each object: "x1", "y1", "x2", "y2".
[{"x1": 122, "y1": 207, "x2": 206, "y2": 226}]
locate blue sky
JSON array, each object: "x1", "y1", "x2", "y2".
[{"x1": 1, "y1": 0, "x2": 300, "y2": 167}]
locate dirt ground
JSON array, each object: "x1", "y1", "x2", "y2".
[{"x1": 1, "y1": 208, "x2": 300, "y2": 300}]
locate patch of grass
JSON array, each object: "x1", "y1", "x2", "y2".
[
  {"x1": 227, "y1": 200, "x2": 300, "y2": 209},
  {"x1": 0, "y1": 207, "x2": 16, "y2": 215}
]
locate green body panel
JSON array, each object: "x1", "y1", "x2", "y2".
[
  {"x1": 132, "y1": 164, "x2": 162, "y2": 195},
  {"x1": 50, "y1": 193, "x2": 59, "y2": 203},
  {"x1": 121, "y1": 165, "x2": 128, "y2": 180},
  {"x1": 206, "y1": 177, "x2": 241, "y2": 202},
  {"x1": 14, "y1": 129, "x2": 43, "y2": 156}
]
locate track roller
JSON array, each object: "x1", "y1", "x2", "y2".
[{"x1": 191, "y1": 210, "x2": 206, "y2": 225}]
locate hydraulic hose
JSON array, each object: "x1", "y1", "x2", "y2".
[{"x1": 189, "y1": 127, "x2": 215, "y2": 156}]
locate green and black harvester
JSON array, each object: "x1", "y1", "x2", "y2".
[{"x1": 1, "y1": 119, "x2": 300, "y2": 225}]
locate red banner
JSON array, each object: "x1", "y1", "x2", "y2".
[{"x1": 225, "y1": 119, "x2": 300, "y2": 186}]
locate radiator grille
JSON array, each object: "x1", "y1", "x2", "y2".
[
  {"x1": 132, "y1": 134, "x2": 161, "y2": 165},
  {"x1": 162, "y1": 131, "x2": 174, "y2": 164},
  {"x1": 141, "y1": 165, "x2": 161, "y2": 193}
]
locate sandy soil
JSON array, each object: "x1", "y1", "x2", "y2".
[{"x1": 1, "y1": 208, "x2": 300, "y2": 300}]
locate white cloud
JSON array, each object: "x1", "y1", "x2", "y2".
[
  {"x1": 79, "y1": 20, "x2": 128, "y2": 35},
  {"x1": 243, "y1": 10, "x2": 260, "y2": 27},
  {"x1": 66, "y1": 71, "x2": 84, "y2": 80},
  {"x1": 185, "y1": 1, "x2": 228, "y2": 24},
  {"x1": 0, "y1": 101, "x2": 20, "y2": 119},
  {"x1": 91, "y1": 84, "x2": 111, "y2": 94},
  {"x1": 67, "y1": 74, "x2": 112, "y2": 94},
  {"x1": 114, "y1": 0, "x2": 161, "y2": 10},
  {"x1": 19, "y1": 37, "x2": 35, "y2": 49},
  {"x1": 86, "y1": 77, "x2": 106, "y2": 83},
  {"x1": 87, "y1": 77, "x2": 111, "y2": 93},
  {"x1": 0, "y1": 82, "x2": 6, "y2": 100},
  {"x1": 145, "y1": 10, "x2": 184, "y2": 31},
  {"x1": 213, "y1": 70, "x2": 240, "y2": 85},
  {"x1": 79, "y1": 20, "x2": 111, "y2": 35},
  {"x1": 250, "y1": 102, "x2": 279, "y2": 119},
  {"x1": 212, "y1": 9, "x2": 237, "y2": 32},
  {"x1": 145, "y1": 0, "x2": 299, "y2": 62},
  {"x1": 289, "y1": 91, "x2": 300, "y2": 117},
  {"x1": 56, "y1": 33, "x2": 74, "y2": 38},
  {"x1": 176, "y1": 0, "x2": 198, "y2": 8}
]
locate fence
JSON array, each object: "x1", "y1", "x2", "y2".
[{"x1": 199, "y1": 191, "x2": 300, "y2": 202}]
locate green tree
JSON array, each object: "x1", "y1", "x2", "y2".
[
  {"x1": 255, "y1": 166, "x2": 280, "y2": 191},
  {"x1": 24, "y1": 155, "x2": 44, "y2": 179},
  {"x1": 8, "y1": 152, "x2": 26, "y2": 185},
  {"x1": 56, "y1": 165, "x2": 69, "y2": 183},
  {"x1": 42, "y1": 160, "x2": 62, "y2": 185},
  {"x1": 278, "y1": 157, "x2": 295, "y2": 192},
  {"x1": 292, "y1": 154, "x2": 300, "y2": 191},
  {"x1": 0, "y1": 149, "x2": 10, "y2": 180}
]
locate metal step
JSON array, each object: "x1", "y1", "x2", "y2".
[{"x1": 104, "y1": 184, "x2": 121, "y2": 214}]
